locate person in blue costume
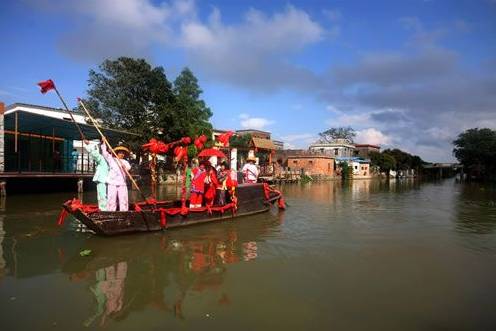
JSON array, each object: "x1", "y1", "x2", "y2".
[{"x1": 84, "y1": 140, "x2": 109, "y2": 211}]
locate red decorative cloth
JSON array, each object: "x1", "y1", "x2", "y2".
[
  {"x1": 142, "y1": 138, "x2": 169, "y2": 154},
  {"x1": 174, "y1": 146, "x2": 187, "y2": 162},
  {"x1": 216, "y1": 131, "x2": 233, "y2": 147}
]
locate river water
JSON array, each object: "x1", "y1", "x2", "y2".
[{"x1": 0, "y1": 179, "x2": 495, "y2": 330}]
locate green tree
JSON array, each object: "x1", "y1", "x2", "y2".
[
  {"x1": 164, "y1": 67, "x2": 213, "y2": 140},
  {"x1": 453, "y1": 128, "x2": 496, "y2": 180},
  {"x1": 369, "y1": 151, "x2": 397, "y2": 174},
  {"x1": 229, "y1": 134, "x2": 252, "y2": 149},
  {"x1": 382, "y1": 154, "x2": 397, "y2": 173},
  {"x1": 86, "y1": 57, "x2": 174, "y2": 152},
  {"x1": 338, "y1": 161, "x2": 352, "y2": 180},
  {"x1": 318, "y1": 127, "x2": 356, "y2": 143}
]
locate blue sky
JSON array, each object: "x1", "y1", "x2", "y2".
[{"x1": 0, "y1": 0, "x2": 495, "y2": 161}]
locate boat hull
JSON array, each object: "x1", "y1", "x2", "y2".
[{"x1": 63, "y1": 183, "x2": 282, "y2": 236}]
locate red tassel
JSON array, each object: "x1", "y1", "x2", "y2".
[
  {"x1": 263, "y1": 183, "x2": 271, "y2": 200},
  {"x1": 57, "y1": 209, "x2": 68, "y2": 226},
  {"x1": 134, "y1": 204, "x2": 142, "y2": 212},
  {"x1": 278, "y1": 197, "x2": 286, "y2": 210}
]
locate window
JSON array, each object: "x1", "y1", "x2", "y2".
[
  {"x1": 308, "y1": 160, "x2": 313, "y2": 164},
  {"x1": 354, "y1": 166, "x2": 358, "y2": 170},
  {"x1": 293, "y1": 160, "x2": 298, "y2": 164},
  {"x1": 334, "y1": 148, "x2": 338, "y2": 156}
]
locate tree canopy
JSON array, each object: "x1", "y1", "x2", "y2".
[
  {"x1": 382, "y1": 148, "x2": 424, "y2": 170},
  {"x1": 369, "y1": 151, "x2": 396, "y2": 173},
  {"x1": 369, "y1": 149, "x2": 424, "y2": 173},
  {"x1": 317, "y1": 127, "x2": 356, "y2": 143},
  {"x1": 229, "y1": 134, "x2": 252, "y2": 149},
  {"x1": 86, "y1": 57, "x2": 173, "y2": 140},
  {"x1": 164, "y1": 67, "x2": 213, "y2": 140},
  {"x1": 84, "y1": 58, "x2": 213, "y2": 152},
  {"x1": 453, "y1": 128, "x2": 496, "y2": 180}
]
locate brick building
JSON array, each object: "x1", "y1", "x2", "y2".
[{"x1": 287, "y1": 155, "x2": 335, "y2": 177}]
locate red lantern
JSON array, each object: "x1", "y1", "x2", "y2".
[{"x1": 180, "y1": 137, "x2": 192, "y2": 145}]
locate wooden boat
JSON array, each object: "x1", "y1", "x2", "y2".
[{"x1": 60, "y1": 183, "x2": 285, "y2": 236}]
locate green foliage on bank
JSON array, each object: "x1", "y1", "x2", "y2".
[
  {"x1": 453, "y1": 128, "x2": 496, "y2": 180},
  {"x1": 339, "y1": 162, "x2": 352, "y2": 180},
  {"x1": 229, "y1": 134, "x2": 252, "y2": 149},
  {"x1": 369, "y1": 149, "x2": 424, "y2": 173}
]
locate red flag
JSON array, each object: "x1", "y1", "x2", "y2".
[{"x1": 37, "y1": 79, "x2": 55, "y2": 94}]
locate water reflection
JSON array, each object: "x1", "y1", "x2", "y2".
[
  {"x1": 0, "y1": 215, "x2": 6, "y2": 280},
  {"x1": 455, "y1": 182, "x2": 496, "y2": 234},
  {"x1": 280, "y1": 178, "x2": 421, "y2": 203},
  {"x1": 61, "y1": 212, "x2": 282, "y2": 326}
]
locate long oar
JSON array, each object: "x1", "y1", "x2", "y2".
[{"x1": 78, "y1": 99, "x2": 149, "y2": 203}]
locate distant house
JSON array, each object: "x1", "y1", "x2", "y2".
[
  {"x1": 234, "y1": 129, "x2": 277, "y2": 170},
  {"x1": 336, "y1": 157, "x2": 372, "y2": 179},
  {"x1": 354, "y1": 144, "x2": 380, "y2": 158},
  {"x1": 273, "y1": 140, "x2": 284, "y2": 150},
  {"x1": 309, "y1": 138, "x2": 355, "y2": 158},
  {"x1": 287, "y1": 154, "x2": 335, "y2": 177}
]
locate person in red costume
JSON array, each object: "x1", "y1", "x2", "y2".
[
  {"x1": 204, "y1": 162, "x2": 219, "y2": 207},
  {"x1": 190, "y1": 162, "x2": 207, "y2": 208}
]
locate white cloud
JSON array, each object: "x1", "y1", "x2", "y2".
[
  {"x1": 55, "y1": 0, "x2": 196, "y2": 61},
  {"x1": 280, "y1": 133, "x2": 316, "y2": 142},
  {"x1": 180, "y1": 4, "x2": 326, "y2": 91},
  {"x1": 355, "y1": 128, "x2": 392, "y2": 146},
  {"x1": 279, "y1": 133, "x2": 318, "y2": 149},
  {"x1": 50, "y1": 0, "x2": 328, "y2": 90},
  {"x1": 239, "y1": 115, "x2": 274, "y2": 130},
  {"x1": 326, "y1": 112, "x2": 372, "y2": 128}
]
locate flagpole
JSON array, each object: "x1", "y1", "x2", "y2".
[
  {"x1": 52, "y1": 87, "x2": 86, "y2": 140},
  {"x1": 77, "y1": 99, "x2": 149, "y2": 203}
]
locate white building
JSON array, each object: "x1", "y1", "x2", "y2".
[{"x1": 309, "y1": 138, "x2": 355, "y2": 158}]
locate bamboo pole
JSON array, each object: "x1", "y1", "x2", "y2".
[
  {"x1": 78, "y1": 99, "x2": 149, "y2": 202},
  {"x1": 14, "y1": 111, "x2": 18, "y2": 153},
  {"x1": 53, "y1": 88, "x2": 86, "y2": 140}
]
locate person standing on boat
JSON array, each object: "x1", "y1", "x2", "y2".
[
  {"x1": 205, "y1": 162, "x2": 219, "y2": 207},
  {"x1": 242, "y1": 156, "x2": 259, "y2": 183},
  {"x1": 101, "y1": 142, "x2": 131, "y2": 211},
  {"x1": 190, "y1": 162, "x2": 207, "y2": 208},
  {"x1": 216, "y1": 161, "x2": 230, "y2": 205},
  {"x1": 84, "y1": 140, "x2": 109, "y2": 211}
]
